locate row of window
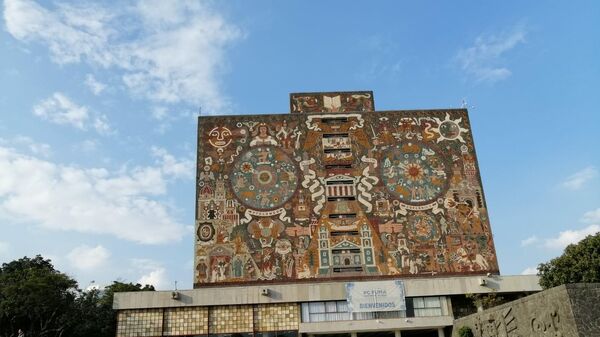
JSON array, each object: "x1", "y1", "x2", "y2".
[{"x1": 300, "y1": 297, "x2": 444, "y2": 323}]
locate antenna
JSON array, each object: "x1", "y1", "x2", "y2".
[
  {"x1": 198, "y1": 106, "x2": 202, "y2": 117},
  {"x1": 174, "y1": 280, "x2": 178, "y2": 291},
  {"x1": 461, "y1": 98, "x2": 475, "y2": 110}
]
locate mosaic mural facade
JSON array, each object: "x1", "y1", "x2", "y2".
[
  {"x1": 195, "y1": 97, "x2": 498, "y2": 287},
  {"x1": 290, "y1": 91, "x2": 374, "y2": 113}
]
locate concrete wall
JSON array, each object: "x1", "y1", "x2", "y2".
[
  {"x1": 114, "y1": 275, "x2": 540, "y2": 310},
  {"x1": 451, "y1": 283, "x2": 600, "y2": 337}
]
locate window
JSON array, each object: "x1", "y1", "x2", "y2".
[
  {"x1": 301, "y1": 301, "x2": 350, "y2": 322},
  {"x1": 412, "y1": 296, "x2": 442, "y2": 317},
  {"x1": 301, "y1": 301, "x2": 406, "y2": 322}
]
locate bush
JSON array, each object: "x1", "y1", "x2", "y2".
[{"x1": 457, "y1": 326, "x2": 474, "y2": 337}]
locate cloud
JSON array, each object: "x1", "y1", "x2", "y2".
[
  {"x1": 521, "y1": 266, "x2": 537, "y2": 275},
  {"x1": 151, "y1": 146, "x2": 194, "y2": 180},
  {"x1": 520, "y1": 236, "x2": 538, "y2": 247},
  {"x1": 543, "y1": 224, "x2": 600, "y2": 250},
  {"x1": 132, "y1": 258, "x2": 169, "y2": 290},
  {"x1": 561, "y1": 166, "x2": 597, "y2": 190},
  {"x1": 5, "y1": 0, "x2": 242, "y2": 113},
  {"x1": 73, "y1": 139, "x2": 99, "y2": 153},
  {"x1": 84, "y1": 74, "x2": 106, "y2": 95},
  {"x1": 32, "y1": 92, "x2": 113, "y2": 134},
  {"x1": 1, "y1": 135, "x2": 51, "y2": 157},
  {"x1": 456, "y1": 25, "x2": 526, "y2": 83},
  {"x1": 33, "y1": 92, "x2": 89, "y2": 129},
  {"x1": 67, "y1": 244, "x2": 110, "y2": 271},
  {"x1": 0, "y1": 145, "x2": 186, "y2": 244},
  {"x1": 582, "y1": 208, "x2": 600, "y2": 224}
]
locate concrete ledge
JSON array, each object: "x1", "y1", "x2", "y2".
[
  {"x1": 114, "y1": 275, "x2": 540, "y2": 310},
  {"x1": 299, "y1": 316, "x2": 454, "y2": 333}
]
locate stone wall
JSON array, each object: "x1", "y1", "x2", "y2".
[{"x1": 452, "y1": 283, "x2": 600, "y2": 337}]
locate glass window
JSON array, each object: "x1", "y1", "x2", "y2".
[
  {"x1": 412, "y1": 297, "x2": 442, "y2": 317},
  {"x1": 301, "y1": 301, "x2": 405, "y2": 322}
]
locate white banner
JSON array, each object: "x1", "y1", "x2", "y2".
[{"x1": 345, "y1": 280, "x2": 406, "y2": 313}]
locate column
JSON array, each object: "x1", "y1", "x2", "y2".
[
  {"x1": 437, "y1": 327, "x2": 445, "y2": 337},
  {"x1": 351, "y1": 333, "x2": 358, "y2": 337},
  {"x1": 394, "y1": 330, "x2": 402, "y2": 337}
]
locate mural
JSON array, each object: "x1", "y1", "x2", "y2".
[
  {"x1": 290, "y1": 91, "x2": 374, "y2": 113},
  {"x1": 195, "y1": 102, "x2": 499, "y2": 287}
]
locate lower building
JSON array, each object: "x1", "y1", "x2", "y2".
[{"x1": 113, "y1": 274, "x2": 540, "y2": 337}]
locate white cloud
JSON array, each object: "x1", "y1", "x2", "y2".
[
  {"x1": 67, "y1": 244, "x2": 110, "y2": 271},
  {"x1": 0, "y1": 145, "x2": 185, "y2": 244},
  {"x1": 456, "y1": 25, "x2": 526, "y2": 83},
  {"x1": 1, "y1": 135, "x2": 51, "y2": 157},
  {"x1": 33, "y1": 92, "x2": 89, "y2": 129},
  {"x1": 32, "y1": 92, "x2": 114, "y2": 134},
  {"x1": 151, "y1": 146, "x2": 194, "y2": 180},
  {"x1": 521, "y1": 266, "x2": 537, "y2": 275},
  {"x1": 84, "y1": 74, "x2": 106, "y2": 95},
  {"x1": 132, "y1": 258, "x2": 170, "y2": 290},
  {"x1": 561, "y1": 166, "x2": 597, "y2": 190},
  {"x1": 5, "y1": 0, "x2": 242, "y2": 113},
  {"x1": 520, "y1": 235, "x2": 538, "y2": 247},
  {"x1": 73, "y1": 139, "x2": 99, "y2": 153},
  {"x1": 582, "y1": 208, "x2": 600, "y2": 224},
  {"x1": 151, "y1": 106, "x2": 168, "y2": 121},
  {"x1": 544, "y1": 224, "x2": 600, "y2": 250}
]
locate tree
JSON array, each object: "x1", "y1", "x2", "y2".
[
  {"x1": 538, "y1": 232, "x2": 600, "y2": 289},
  {"x1": 68, "y1": 281, "x2": 155, "y2": 337},
  {"x1": 0, "y1": 255, "x2": 155, "y2": 337},
  {"x1": 0, "y1": 255, "x2": 77, "y2": 337}
]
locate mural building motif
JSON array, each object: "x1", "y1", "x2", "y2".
[{"x1": 195, "y1": 91, "x2": 498, "y2": 287}]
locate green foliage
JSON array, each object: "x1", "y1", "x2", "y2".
[
  {"x1": 457, "y1": 326, "x2": 474, "y2": 337},
  {"x1": 538, "y1": 232, "x2": 600, "y2": 289},
  {"x1": 0, "y1": 255, "x2": 77, "y2": 337},
  {"x1": 0, "y1": 255, "x2": 155, "y2": 337},
  {"x1": 465, "y1": 292, "x2": 505, "y2": 310}
]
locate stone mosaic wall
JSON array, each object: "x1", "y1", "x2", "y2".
[
  {"x1": 163, "y1": 307, "x2": 208, "y2": 336},
  {"x1": 209, "y1": 305, "x2": 254, "y2": 334},
  {"x1": 195, "y1": 106, "x2": 499, "y2": 287},
  {"x1": 254, "y1": 303, "x2": 299, "y2": 332},
  {"x1": 117, "y1": 309, "x2": 163, "y2": 337},
  {"x1": 452, "y1": 283, "x2": 600, "y2": 337},
  {"x1": 116, "y1": 304, "x2": 300, "y2": 336}
]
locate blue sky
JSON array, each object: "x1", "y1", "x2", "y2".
[{"x1": 0, "y1": 0, "x2": 599, "y2": 289}]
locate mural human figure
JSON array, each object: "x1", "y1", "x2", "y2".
[{"x1": 250, "y1": 124, "x2": 277, "y2": 146}]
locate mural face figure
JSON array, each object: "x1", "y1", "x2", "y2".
[{"x1": 208, "y1": 126, "x2": 233, "y2": 149}]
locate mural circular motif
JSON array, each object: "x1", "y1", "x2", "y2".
[
  {"x1": 231, "y1": 146, "x2": 298, "y2": 210},
  {"x1": 197, "y1": 222, "x2": 215, "y2": 242},
  {"x1": 409, "y1": 213, "x2": 438, "y2": 241},
  {"x1": 382, "y1": 142, "x2": 450, "y2": 205}
]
